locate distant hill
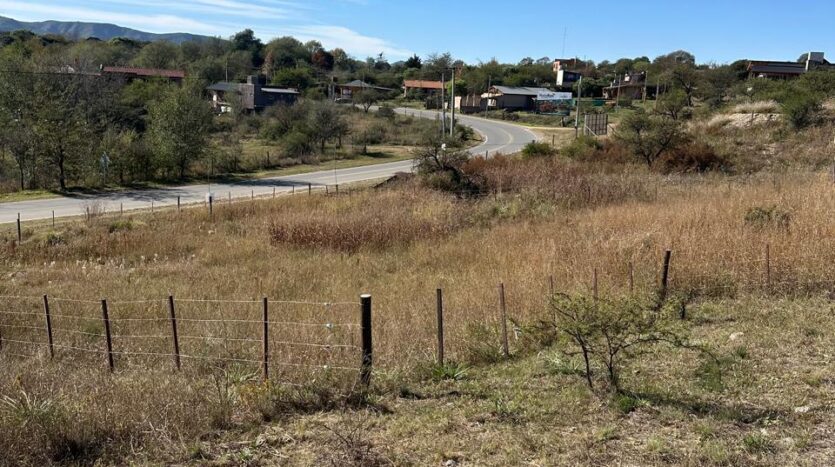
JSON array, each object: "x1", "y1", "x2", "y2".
[{"x1": 0, "y1": 16, "x2": 214, "y2": 43}]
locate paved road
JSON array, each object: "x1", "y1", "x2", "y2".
[{"x1": 0, "y1": 109, "x2": 538, "y2": 225}]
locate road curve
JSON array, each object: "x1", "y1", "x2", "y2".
[{"x1": 0, "y1": 110, "x2": 538, "y2": 225}]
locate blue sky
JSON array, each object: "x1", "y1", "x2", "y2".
[{"x1": 2, "y1": 0, "x2": 834, "y2": 64}]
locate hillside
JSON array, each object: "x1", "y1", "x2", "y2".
[{"x1": 0, "y1": 15, "x2": 213, "y2": 43}]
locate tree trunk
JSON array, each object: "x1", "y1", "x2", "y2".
[{"x1": 57, "y1": 152, "x2": 66, "y2": 191}]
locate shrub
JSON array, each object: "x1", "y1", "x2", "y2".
[
  {"x1": 282, "y1": 130, "x2": 313, "y2": 158},
  {"x1": 376, "y1": 105, "x2": 396, "y2": 120},
  {"x1": 529, "y1": 293, "x2": 703, "y2": 392},
  {"x1": 560, "y1": 135, "x2": 601, "y2": 160},
  {"x1": 521, "y1": 141, "x2": 557, "y2": 158},
  {"x1": 656, "y1": 141, "x2": 729, "y2": 174},
  {"x1": 781, "y1": 92, "x2": 822, "y2": 129},
  {"x1": 744, "y1": 206, "x2": 791, "y2": 229}
]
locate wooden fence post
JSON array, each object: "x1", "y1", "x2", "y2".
[
  {"x1": 593, "y1": 269, "x2": 599, "y2": 300},
  {"x1": 101, "y1": 299, "x2": 114, "y2": 372},
  {"x1": 436, "y1": 288, "x2": 445, "y2": 366},
  {"x1": 168, "y1": 295, "x2": 180, "y2": 371},
  {"x1": 308, "y1": 183, "x2": 312, "y2": 195},
  {"x1": 177, "y1": 196, "x2": 181, "y2": 212},
  {"x1": 52, "y1": 210, "x2": 55, "y2": 229},
  {"x1": 262, "y1": 297, "x2": 269, "y2": 381},
  {"x1": 326, "y1": 185, "x2": 329, "y2": 196},
  {"x1": 628, "y1": 261, "x2": 634, "y2": 294},
  {"x1": 151, "y1": 201, "x2": 154, "y2": 214},
  {"x1": 498, "y1": 283, "x2": 510, "y2": 358},
  {"x1": 660, "y1": 250, "x2": 672, "y2": 302},
  {"x1": 548, "y1": 275, "x2": 555, "y2": 297},
  {"x1": 120, "y1": 203, "x2": 123, "y2": 216},
  {"x1": 16, "y1": 213, "x2": 21, "y2": 243},
  {"x1": 43, "y1": 295, "x2": 54, "y2": 359},
  {"x1": 273, "y1": 187, "x2": 276, "y2": 198},
  {"x1": 765, "y1": 243, "x2": 771, "y2": 294},
  {"x1": 360, "y1": 294, "x2": 373, "y2": 387},
  {"x1": 336, "y1": 184, "x2": 339, "y2": 196}
]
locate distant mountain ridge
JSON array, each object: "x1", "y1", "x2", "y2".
[{"x1": 0, "y1": 15, "x2": 214, "y2": 43}]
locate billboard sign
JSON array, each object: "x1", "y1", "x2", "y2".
[
  {"x1": 557, "y1": 70, "x2": 582, "y2": 86},
  {"x1": 535, "y1": 91, "x2": 573, "y2": 116}
]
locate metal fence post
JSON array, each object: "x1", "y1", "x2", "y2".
[
  {"x1": 498, "y1": 283, "x2": 510, "y2": 358},
  {"x1": 168, "y1": 295, "x2": 181, "y2": 371},
  {"x1": 360, "y1": 294, "x2": 372, "y2": 387},
  {"x1": 101, "y1": 299, "x2": 114, "y2": 372},
  {"x1": 262, "y1": 297, "x2": 269, "y2": 381},
  {"x1": 436, "y1": 288, "x2": 445, "y2": 366},
  {"x1": 43, "y1": 295, "x2": 54, "y2": 359}
]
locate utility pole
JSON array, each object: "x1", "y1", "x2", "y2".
[
  {"x1": 574, "y1": 75, "x2": 583, "y2": 138},
  {"x1": 450, "y1": 68, "x2": 456, "y2": 137},
  {"x1": 441, "y1": 72, "x2": 446, "y2": 137}
]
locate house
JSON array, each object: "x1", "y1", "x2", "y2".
[
  {"x1": 334, "y1": 80, "x2": 394, "y2": 100},
  {"x1": 206, "y1": 75, "x2": 298, "y2": 113},
  {"x1": 602, "y1": 72, "x2": 655, "y2": 100},
  {"x1": 482, "y1": 86, "x2": 556, "y2": 111},
  {"x1": 403, "y1": 79, "x2": 443, "y2": 96},
  {"x1": 747, "y1": 52, "x2": 833, "y2": 79},
  {"x1": 454, "y1": 95, "x2": 485, "y2": 114},
  {"x1": 101, "y1": 66, "x2": 186, "y2": 83}
]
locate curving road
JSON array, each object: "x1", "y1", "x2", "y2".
[{"x1": 0, "y1": 109, "x2": 538, "y2": 225}]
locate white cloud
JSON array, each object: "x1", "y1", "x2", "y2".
[
  {"x1": 0, "y1": 1, "x2": 221, "y2": 34},
  {"x1": 280, "y1": 25, "x2": 412, "y2": 59}
]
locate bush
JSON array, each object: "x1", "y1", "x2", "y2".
[
  {"x1": 656, "y1": 141, "x2": 729, "y2": 173},
  {"x1": 744, "y1": 206, "x2": 791, "y2": 229},
  {"x1": 781, "y1": 92, "x2": 822, "y2": 129},
  {"x1": 376, "y1": 105, "x2": 396, "y2": 120},
  {"x1": 521, "y1": 141, "x2": 557, "y2": 158},
  {"x1": 560, "y1": 135, "x2": 601, "y2": 159},
  {"x1": 282, "y1": 130, "x2": 313, "y2": 158}
]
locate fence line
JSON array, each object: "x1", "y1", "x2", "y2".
[{"x1": 2, "y1": 246, "x2": 835, "y2": 388}]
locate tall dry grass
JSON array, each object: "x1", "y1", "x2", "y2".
[{"x1": 2, "y1": 169, "x2": 835, "y2": 463}]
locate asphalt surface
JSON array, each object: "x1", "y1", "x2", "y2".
[{"x1": 0, "y1": 109, "x2": 538, "y2": 224}]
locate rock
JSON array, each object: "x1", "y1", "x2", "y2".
[
  {"x1": 794, "y1": 406, "x2": 810, "y2": 414},
  {"x1": 729, "y1": 332, "x2": 744, "y2": 341}
]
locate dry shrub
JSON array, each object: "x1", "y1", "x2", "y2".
[
  {"x1": 269, "y1": 189, "x2": 463, "y2": 252},
  {"x1": 462, "y1": 155, "x2": 653, "y2": 208},
  {"x1": 656, "y1": 142, "x2": 730, "y2": 174}
]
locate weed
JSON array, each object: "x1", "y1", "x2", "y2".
[
  {"x1": 430, "y1": 361, "x2": 468, "y2": 382},
  {"x1": 742, "y1": 432, "x2": 775, "y2": 453}
]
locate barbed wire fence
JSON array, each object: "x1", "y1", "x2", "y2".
[{"x1": 1, "y1": 246, "x2": 834, "y2": 385}]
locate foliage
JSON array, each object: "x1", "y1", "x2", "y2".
[
  {"x1": 147, "y1": 84, "x2": 214, "y2": 179},
  {"x1": 307, "y1": 101, "x2": 349, "y2": 153},
  {"x1": 560, "y1": 135, "x2": 602, "y2": 160},
  {"x1": 532, "y1": 293, "x2": 702, "y2": 392},
  {"x1": 614, "y1": 111, "x2": 687, "y2": 167},
  {"x1": 413, "y1": 133, "x2": 482, "y2": 195},
  {"x1": 744, "y1": 206, "x2": 791, "y2": 229},
  {"x1": 781, "y1": 91, "x2": 822, "y2": 129},
  {"x1": 521, "y1": 141, "x2": 558, "y2": 158},
  {"x1": 356, "y1": 89, "x2": 383, "y2": 113},
  {"x1": 656, "y1": 141, "x2": 729, "y2": 174}
]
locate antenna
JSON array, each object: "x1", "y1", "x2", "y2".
[{"x1": 561, "y1": 27, "x2": 567, "y2": 58}]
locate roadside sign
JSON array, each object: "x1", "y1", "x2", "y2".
[
  {"x1": 557, "y1": 70, "x2": 582, "y2": 86},
  {"x1": 536, "y1": 91, "x2": 573, "y2": 116}
]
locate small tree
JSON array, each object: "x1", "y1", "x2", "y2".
[
  {"x1": 356, "y1": 89, "x2": 382, "y2": 113},
  {"x1": 655, "y1": 89, "x2": 689, "y2": 121},
  {"x1": 148, "y1": 85, "x2": 214, "y2": 179},
  {"x1": 307, "y1": 101, "x2": 349, "y2": 153},
  {"x1": 781, "y1": 91, "x2": 821, "y2": 129},
  {"x1": 536, "y1": 293, "x2": 703, "y2": 392},
  {"x1": 413, "y1": 132, "x2": 481, "y2": 194},
  {"x1": 615, "y1": 112, "x2": 686, "y2": 167}
]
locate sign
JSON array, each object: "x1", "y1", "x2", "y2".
[
  {"x1": 557, "y1": 70, "x2": 582, "y2": 86},
  {"x1": 584, "y1": 113, "x2": 609, "y2": 136},
  {"x1": 535, "y1": 91, "x2": 573, "y2": 116}
]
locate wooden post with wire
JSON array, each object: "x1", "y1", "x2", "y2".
[
  {"x1": 262, "y1": 297, "x2": 269, "y2": 381},
  {"x1": 43, "y1": 295, "x2": 54, "y2": 359},
  {"x1": 168, "y1": 295, "x2": 181, "y2": 371},
  {"x1": 16, "y1": 213, "x2": 21, "y2": 243},
  {"x1": 660, "y1": 250, "x2": 672, "y2": 302},
  {"x1": 101, "y1": 299, "x2": 114, "y2": 372},
  {"x1": 52, "y1": 210, "x2": 55, "y2": 228},
  {"x1": 498, "y1": 283, "x2": 510, "y2": 358},
  {"x1": 593, "y1": 268, "x2": 599, "y2": 300},
  {"x1": 436, "y1": 288, "x2": 445, "y2": 366},
  {"x1": 360, "y1": 294, "x2": 373, "y2": 387},
  {"x1": 628, "y1": 261, "x2": 634, "y2": 294},
  {"x1": 765, "y1": 243, "x2": 771, "y2": 294}
]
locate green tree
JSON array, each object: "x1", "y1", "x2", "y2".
[
  {"x1": 148, "y1": 85, "x2": 214, "y2": 179},
  {"x1": 133, "y1": 41, "x2": 179, "y2": 69},
  {"x1": 356, "y1": 89, "x2": 382, "y2": 113},
  {"x1": 614, "y1": 112, "x2": 686, "y2": 167},
  {"x1": 307, "y1": 102, "x2": 349, "y2": 153}
]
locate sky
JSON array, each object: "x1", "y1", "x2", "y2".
[{"x1": 2, "y1": 0, "x2": 835, "y2": 65}]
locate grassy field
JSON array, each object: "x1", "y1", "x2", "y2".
[{"x1": 1, "y1": 150, "x2": 835, "y2": 464}]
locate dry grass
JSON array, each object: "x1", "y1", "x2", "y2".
[{"x1": 2, "y1": 164, "x2": 835, "y2": 464}]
